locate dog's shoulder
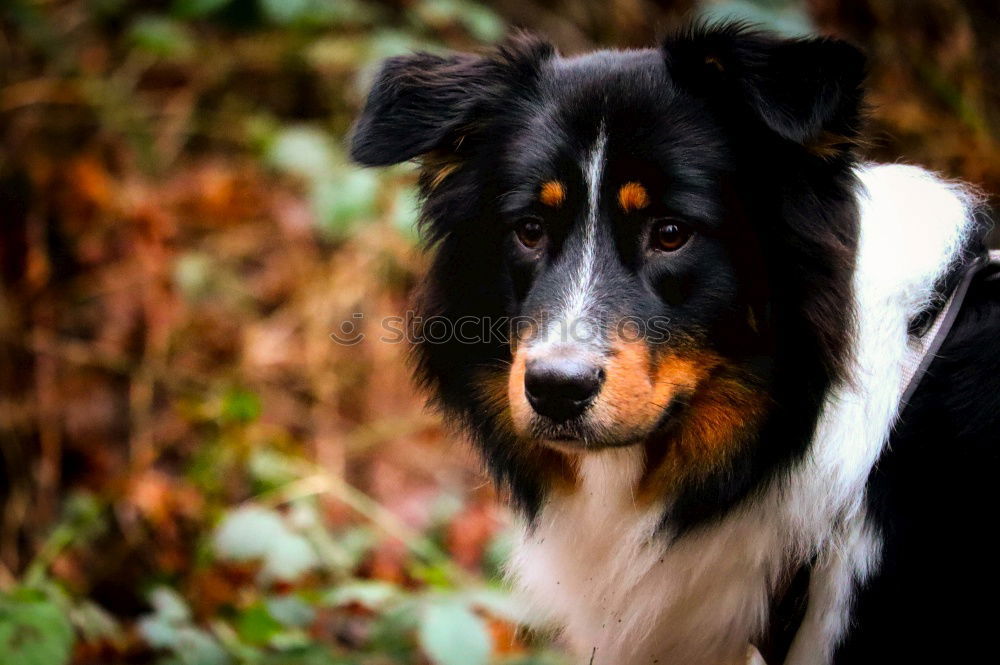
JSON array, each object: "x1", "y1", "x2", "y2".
[{"x1": 835, "y1": 261, "x2": 1000, "y2": 663}]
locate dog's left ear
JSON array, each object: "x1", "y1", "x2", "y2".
[
  {"x1": 351, "y1": 34, "x2": 554, "y2": 167},
  {"x1": 663, "y1": 23, "x2": 866, "y2": 149}
]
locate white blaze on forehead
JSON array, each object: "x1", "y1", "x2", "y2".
[{"x1": 538, "y1": 123, "x2": 608, "y2": 349}]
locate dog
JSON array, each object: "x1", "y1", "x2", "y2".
[{"x1": 350, "y1": 22, "x2": 998, "y2": 665}]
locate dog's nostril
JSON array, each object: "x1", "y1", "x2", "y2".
[{"x1": 524, "y1": 355, "x2": 605, "y2": 422}]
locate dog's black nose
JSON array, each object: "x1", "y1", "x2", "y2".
[{"x1": 524, "y1": 353, "x2": 604, "y2": 422}]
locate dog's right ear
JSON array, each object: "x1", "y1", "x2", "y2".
[
  {"x1": 350, "y1": 36, "x2": 554, "y2": 167},
  {"x1": 663, "y1": 22, "x2": 866, "y2": 153}
]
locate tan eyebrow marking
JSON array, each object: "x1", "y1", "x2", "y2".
[
  {"x1": 618, "y1": 182, "x2": 650, "y2": 212},
  {"x1": 539, "y1": 180, "x2": 566, "y2": 207}
]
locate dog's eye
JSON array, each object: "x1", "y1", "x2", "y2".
[
  {"x1": 652, "y1": 219, "x2": 692, "y2": 252},
  {"x1": 515, "y1": 218, "x2": 546, "y2": 249}
]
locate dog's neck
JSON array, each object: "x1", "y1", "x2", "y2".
[{"x1": 509, "y1": 164, "x2": 981, "y2": 665}]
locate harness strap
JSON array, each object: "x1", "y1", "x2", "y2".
[{"x1": 899, "y1": 249, "x2": 1000, "y2": 408}]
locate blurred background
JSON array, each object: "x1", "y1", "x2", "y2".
[{"x1": 0, "y1": 1, "x2": 996, "y2": 663}]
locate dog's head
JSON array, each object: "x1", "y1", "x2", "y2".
[{"x1": 351, "y1": 24, "x2": 865, "y2": 521}]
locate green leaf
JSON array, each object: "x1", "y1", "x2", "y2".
[
  {"x1": 419, "y1": 599, "x2": 491, "y2": 665},
  {"x1": 236, "y1": 604, "x2": 282, "y2": 645},
  {"x1": 264, "y1": 126, "x2": 338, "y2": 181},
  {"x1": 323, "y1": 581, "x2": 403, "y2": 610},
  {"x1": 172, "y1": 626, "x2": 229, "y2": 665},
  {"x1": 260, "y1": 531, "x2": 319, "y2": 582},
  {"x1": 365, "y1": 29, "x2": 428, "y2": 62},
  {"x1": 697, "y1": 0, "x2": 813, "y2": 37},
  {"x1": 461, "y1": 4, "x2": 505, "y2": 43},
  {"x1": 265, "y1": 596, "x2": 315, "y2": 628},
  {"x1": 310, "y1": 171, "x2": 379, "y2": 238},
  {"x1": 414, "y1": 0, "x2": 504, "y2": 42},
  {"x1": 128, "y1": 15, "x2": 195, "y2": 59},
  {"x1": 0, "y1": 589, "x2": 74, "y2": 665},
  {"x1": 369, "y1": 601, "x2": 420, "y2": 658},
  {"x1": 139, "y1": 587, "x2": 229, "y2": 665},
  {"x1": 248, "y1": 448, "x2": 302, "y2": 489},
  {"x1": 213, "y1": 506, "x2": 319, "y2": 582},
  {"x1": 390, "y1": 185, "x2": 421, "y2": 241},
  {"x1": 69, "y1": 599, "x2": 123, "y2": 644},
  {"x1": 171, "y1": 0, "x2": 232, "y2": 18},
  {"x1": 220, "y1": 387, "x2": 261, "y2": 424},
  {"x1": 213, "y1": 506, "x2": 287, "y2": 561},
  {"x1": 138, "y1": 586, "x2": 192, "y2": 651},
  {"x1": 259, "y1": 644, "x2": 348, "y2": 665},
  {"x1": 149, "y1": 587, "x2": 192, "y2": 624},
  {"x1": 410, "y1": 560, "x2": 452, "y2": 588},
  {"x1": 259, "y1": 0, "x2": 312, "y2": 25},
  {"x1": 138, "y1": 614, "x2": 178, "y2": 649}
]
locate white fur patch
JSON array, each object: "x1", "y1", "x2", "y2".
[
  {"x1": 540, "y1": 125, "x2": 607, "y2": 348},
  {"x1": 508, "y1": 164, "x2": 980, "y2": 665}
]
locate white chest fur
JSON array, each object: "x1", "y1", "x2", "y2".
[{"x1": 512, "y1": 448, "x2": 783, "y2": 665}]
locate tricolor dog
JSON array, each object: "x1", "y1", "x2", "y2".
[{"x1": 350, "y1": 23, "x2": 998, "y2": 665}]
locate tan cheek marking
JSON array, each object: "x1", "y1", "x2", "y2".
[
  {"x1": 672, "y1": 376, "x2": 766, "y2": 467},
  {"x1": 590, "y1": 340, "x2": 715, "y2": 438},
  {"x1": 540, "y1": 180, "x2": 566, "y2": 207},
  {"x1": 583, "y1": 333, "x2": 766, "y2": 500},
  {"x1": 475, "y1": 367, "x2": 516, "y2": 436},
  {"x1": 617, "y1": 181, "x2": 650, "y2": 212},
  {"x1": 638, "y1": 365, "x2": 769, "y2": 501},
  {"x1": 507, "y1": 346, "x2": 534, "y2": 434}
]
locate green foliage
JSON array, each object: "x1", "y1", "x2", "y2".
[
  {"x1": 265, "y1": 127, "x2": 338, "y2": 182},
  {"x1": 416, "y1": 0, "x2": 505, "y2": 42},
  {"x1": 221, "y1": 388, "x2": 263, "y2": 425},
  {"x1": 697, "y1": 0, "x2": 814, "y2": 36},
  {"x1": 391, "y1": 186, "x2": 422, "y2": 241},
  {"x1": 259, "y1": 0, "x2": 313, "y2": 25},
  {"x1": 120, "y1": 497, "x2": 531, "y2": 664},
  {"x1": 128, "y1": 15, "x2": 196, "y2": 59},
  {"x1": 262, "y1": 125, "x2": 381, "y2": 239},
  {"x1": 324, "y1": 581, "x2": 402, "y2": 610},
  {"x1": 265, "y1": 596, "x2": 315, "y2": 629},
  {"x1": 171, "y1": 0, "x2": 234, "y2": 19},
  {"x1": 139, "y1": 588, "x2": 230, "y2": 665},
  {"x1": 310, "y1": 172, "x2": 380, "y2": 238},
  {"x1": 213, "y1": 505, "x2": 319, "y2": 582},
  {"x1": 236, "y1": 604, "x2": 284, "y2": 645},
  {"x1": 0, "y1": 589, "x2": 74, "y2": 665},
  {"x1": 418, "y1": 598, "x2": 491, "y2": 665}
]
